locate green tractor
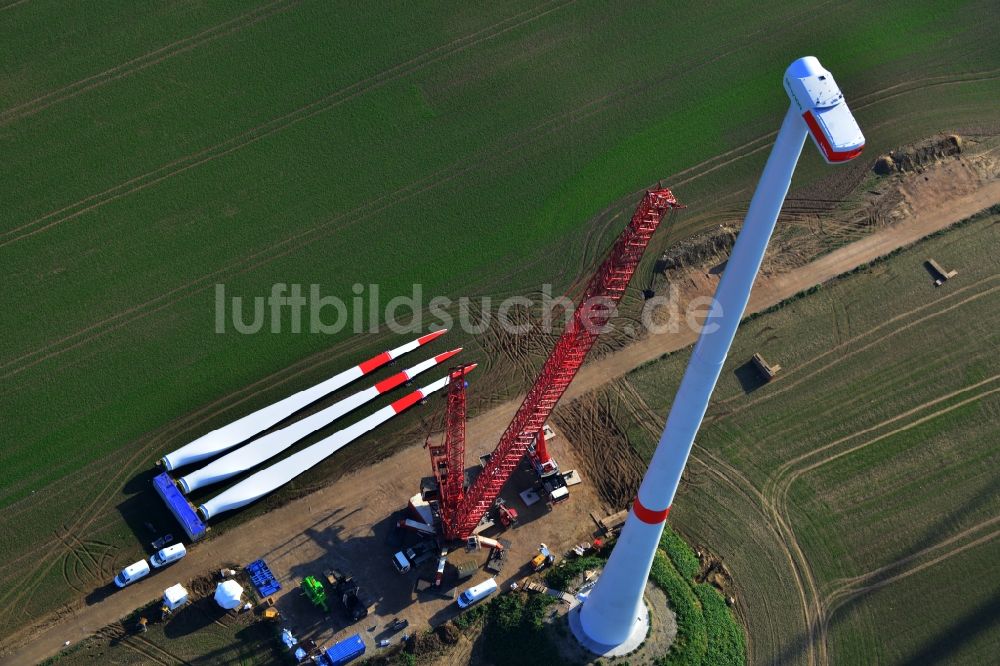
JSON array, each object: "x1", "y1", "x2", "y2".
[{"x1": 300, "y1": 575, "x2": 328, "y2": 612}]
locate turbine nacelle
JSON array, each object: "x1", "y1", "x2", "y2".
[{"x1": 784, "y1": 56, "x2": 865, "y2": 163}]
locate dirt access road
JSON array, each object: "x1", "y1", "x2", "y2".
[{"x1": 4, "y1": 176, "x2": 998, "y2": 666}]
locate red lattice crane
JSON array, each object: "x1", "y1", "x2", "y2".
[
  {"x1": 427, "y1": 365, "x2": 471, "y2": 538},
  {"x1": 433, "y1": 187, "x2": 682, "y2": 540}
]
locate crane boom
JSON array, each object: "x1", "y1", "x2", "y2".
[
  {"x1": 440, "y1": 187, "x2": 682, "y2": 539},
  {"x1": 428, "y1": 365, "x2": 471, "y2": 538}
]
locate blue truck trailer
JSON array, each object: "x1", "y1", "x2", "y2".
[{"x1": 153, "y1": 472, "x2": 207, "y2": 541}]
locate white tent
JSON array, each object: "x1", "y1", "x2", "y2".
[
  {"x1": 214, "y1": 580, "x2": 244, "y2": 610},
  {"x1": 163, "y1": 584, "x2": 189, "y2": 611}
]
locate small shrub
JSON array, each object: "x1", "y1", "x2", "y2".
[
  {"x1": 544, "y1": 554, "x2": 605, "y2": 590},
  {"x1": 695, "y1": 584, "x2": 746, "y2": 666},
  {"x1": 659, "y1": 524, "x2": 700, "y2": 580}
]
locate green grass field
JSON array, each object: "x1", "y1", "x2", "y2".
[
  {"x1": 1, "y1": 0, "x2": 999, "y2": 648},
  {"x1": 597, "y1": 208, "x2": 1000, "y2": 663}
]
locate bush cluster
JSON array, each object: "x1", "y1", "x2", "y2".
[
  {"x1": 544, "y1": 554, "x2": 605, "y2": 590},
  {"x1": 481, "y1": 593, "x2": 562, "y2": 666}
]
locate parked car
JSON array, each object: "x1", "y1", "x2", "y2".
[
  {"x1": 456, "y1": 578, "x2": 498, "y2": 608},
  {"x1": 150, "y1": 543, "x2": 186, "y2": 568},
  {"x1": 114, "y1": 560, "x2": 150, "y2": 588}
]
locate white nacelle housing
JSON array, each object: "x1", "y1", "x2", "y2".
[{"x1": 783, "y1": 56, "x2": 865, "y2": 163}]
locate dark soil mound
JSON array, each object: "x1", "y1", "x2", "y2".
[{"x1": 874, "y1": 134, "x2": 962, "y2": 175}]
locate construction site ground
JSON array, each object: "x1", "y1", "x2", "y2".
[
  {"x1": 259, "y1": 424, "x2": 608, "y2": 657},
  {"x1": 4, "y1": 152, "x2": 999, "y2": 666}
]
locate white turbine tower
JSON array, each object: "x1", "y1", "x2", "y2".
[{"x1": 572, "y1": 56, "x2": 865, "y2": 653}]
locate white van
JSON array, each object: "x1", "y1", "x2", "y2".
[
  {"x1": 456, "y1": 578, "x2": 498, "y2": 608},
  {"x1": 150, "y1": 543, "x2": 186, "y2": 568},
  {"x1": 114, "y1": 559, "x2": 151, "y2": 588}
]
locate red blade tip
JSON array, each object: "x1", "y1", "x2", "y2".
[
  {"x1": 434, "y1": 347, "x2": 463, "y2": 363},
  {"x1": 417, "y1": 329, "x2": 447, "y2": 345}
]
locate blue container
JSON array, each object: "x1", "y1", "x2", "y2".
[
  {"x1": 324, "y1": 633, "x2": 366, "y2": 665},
  {"x1": 246, "y1": 559, "x2": 281, "y2": 597}
]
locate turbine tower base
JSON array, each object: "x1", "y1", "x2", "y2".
[{"x1": 569, "y1": 597, "x2": 648, "y2": 657}]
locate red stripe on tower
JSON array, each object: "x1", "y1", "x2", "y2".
[{"x1": 632, "y1": 497, "x2": 670, "y2": 525}]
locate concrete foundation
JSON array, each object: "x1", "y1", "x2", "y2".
[{"x1": 568, "y1": 597, "x2": 649, "y2": 657}]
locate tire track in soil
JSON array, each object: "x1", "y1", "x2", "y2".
[
  {"x1": 0, "y1": 0, "x2": 299, "y2": 126},
  {"x1": 770, "y1": 374, "x2": 1000, "y2": 484},
  {"x1": 122, "y1": 635, "x2": 174, "y2": 666},
  {"x1": 4, "y1": 44, "x2": 992, "y2": 385},
  {"x1": 59, "y1": 551, "x2": 83, "y2": 596},
  {"x1": 552, "y1": 389, "x2": 644, "y2": 509},
  {"x1": 820, "y1": 527, "x2": 1000, "y2": 644},
  {"x1": 53, "y1": 531, "x2": 97, "y2": 582},
  {"x1": 136, "y1": 633, "x2": 193, "y2": 664},
  {"x1": 750, "y1": 342, "x2": 995, "y2": 457},
  {"x1": 714, "y1": 273, "x2": 1000, "y2": 409},
  {"x1": 823, "y1": 517, "x2": 1000, "y2": 604},
  {"x1": 0, "y1": 0, "x2": 574, "y2": 247},
  {"x1": 714, "y1": 280, "x2": 1000, "y2": 419},
  {"x1": 67, "y1": 533, "x2": 105, "y2": 586},
  {"x1": 685, "y1": 450, "x2": 807, "y2": 666},
  {"x1": 764, "y1": 384, "x2": 1000, "y2": 662},
  {"x1": 775, "y1": 385, "x2": 1000, "y2": 498},
  {"x1": 0, "y1": 0, "x2": 30, "y2": 13}
]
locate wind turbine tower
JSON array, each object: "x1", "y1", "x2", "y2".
[{"x1": 572, "y1": 56, "x2": 865, "y2": 654}]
